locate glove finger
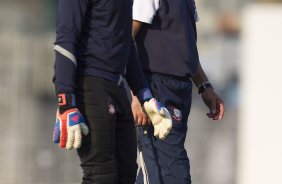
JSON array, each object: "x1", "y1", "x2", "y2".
[
  {"x1": 161, "y1": 109, "x2": 172, "y2": 139},
  {"x1": 59, "y1": 120, "x2": 67, "y2": 148},
  {"x1": 74, "y1": 128, "x2": 82, "y2": 149},
  {"x1": 160, "y1": 127, "x2": 169, "y2": 140},
  {"x1": 53, "y1": 120, "x2": 60, "y2": 144},
  {"x1": 163, "y1": 109, "x2": 172, "y2": 128},
  {"x1": 66, "y1": 128, "x2": 75, "y2": 150},
  {"x1": 159, "y1": 132, "x2": 166, "y2": 140},
  {"x1": 154, "y1": 125, "x2": 160, "y2": 138},
  {"x1": 159, "y1": 123, "x2": 167, "y2": 140},
  {"x1": 80, "y1": 123, "x2": 89, "y2": 136},
  {"x1": 160, "y1": 118, "x2": 173, "y2": 140}
]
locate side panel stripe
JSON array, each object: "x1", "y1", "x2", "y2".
[{"x1": 140, "y1": 151, "x2": 150, "y2": 184}]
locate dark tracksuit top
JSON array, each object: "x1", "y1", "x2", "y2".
[
  {"x1": 135, "y1": 0, "x2": 200, "y2": 78},
  {"x1": 54, "y1": 0, "x2": 149, "y2": 99}
]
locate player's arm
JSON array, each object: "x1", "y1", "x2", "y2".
[
  {"x1": 53, "y1": 0, "x2": 89, "y2": 149},
  {"x1": 132, "y1": 20, "x2": 143, "y2": 38},
  {"x1": 54, "y1": 0, "x2": 88, "y2": 94},
  {"x1": 125, "y1": 40, "x2": 172, "y2": 140},
  {"x1": 132, "y1": 0, "x2": 158, "y2": 37},
  {"x1": 125, "y1": 39, "x2": 150, "y2": 102},
  {"x1": 191, "y1": 62, "x2": 225, "y2": 120},
  {"x1": 131, "y1": 0, "x2": 159, "y2": 126},
  {"x1": 188, "y1": 1, "x2": 224, "y2": 120},
  {"x1": 190, "y1": 62, "x2": 208, "y2": 87}
]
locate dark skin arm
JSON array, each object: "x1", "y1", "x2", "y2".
[
  {"x1": 191, "y1": 63, "x2": 225, "y2": 120},
  {"x1": 132, "y1": 20, "x2": 143, "y2": 38}
]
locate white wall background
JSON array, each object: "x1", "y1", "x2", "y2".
[{"x1": 238, "y1": 4, "x2": 282, "y2": 184}]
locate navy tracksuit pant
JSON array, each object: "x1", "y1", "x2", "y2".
[{"x1": 136, "y1": 73, "x2": 193, "y2": 184}]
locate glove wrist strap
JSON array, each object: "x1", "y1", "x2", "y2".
[
  {"x1": 58, "y1": 93, "x2": 76, "y2": 113},
  {"x1": 137, "y1": 88, "x2": 153, "y2": 105}
]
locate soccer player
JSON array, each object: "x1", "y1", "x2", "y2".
[
  {"x1": 131, "y1": 0, "x2": 225, "y2": 183},
  {"x1": 52, "y1": 0, "x2": 172, "y2": 183}
]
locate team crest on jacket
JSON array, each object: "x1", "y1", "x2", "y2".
[
  {"x1": 172, "y1": 108, "x2": 182, "y2": 121},
  {"x1": 108, "y1": 104, "x2": 115, "y2": 115},
  {"x1": 168, "y1": 106, "x2": 182, "y2": 121}
]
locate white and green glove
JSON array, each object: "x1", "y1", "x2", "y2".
[{"x1": 143, "y1": 98, "x2": 172, "y2": 140}]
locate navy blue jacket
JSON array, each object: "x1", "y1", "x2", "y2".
[
  {"x1": 54, "y1": 0, "x2": 148, "y2": 96},
  {"x1": 135, "y1": 0, "x2": 199, "y2": 78}
]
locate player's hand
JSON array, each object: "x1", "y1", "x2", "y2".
[
  {"x1": 201, "y1": 88, "x2": 225, "y2": 120},
  {"x1": 53, "y1": 108, "x2": 89, "y2": 149},
  {"x1": 53, "y1": 93, "x2": 89, "y2": 149},
  {"x1": 131, "y1": 96, "x2": 150, "y2": 126},
  {"x1": 143, "y1": 98, "x2": 172, "y2": 139}
]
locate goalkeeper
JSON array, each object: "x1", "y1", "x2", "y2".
[
  {"x1": 52, "y1": 0, "x2": 172, "y2": 184},
  {"x1": 131, "y1": 0, "x2": 225, "y2": 183}
]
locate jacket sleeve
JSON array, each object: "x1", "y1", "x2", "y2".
[
  {"x1": 54, "y1": 0, "x2": 88, "y2": 94},
  {"x1": 125, "y1": 40, "x2": 153, "y2": 103}
]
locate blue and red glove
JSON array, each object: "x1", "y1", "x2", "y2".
[{"x1": 53, "y1": 93, "x2": 89, "y2": 149}]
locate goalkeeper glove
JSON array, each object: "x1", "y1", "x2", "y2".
[
  {"x1": 53, "y1": 93, "x2": 89, "y2": 149},
  {"x1": 143, "y1": 98, "x2": 172, "y2": 140}
]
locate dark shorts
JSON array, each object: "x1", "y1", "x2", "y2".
[
  {"x1": 76, "y1": 76, "x2": 137, "y2": 184},
  {"x1": 136, "y1": 73, "x2": 193, "y2": 184}
]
